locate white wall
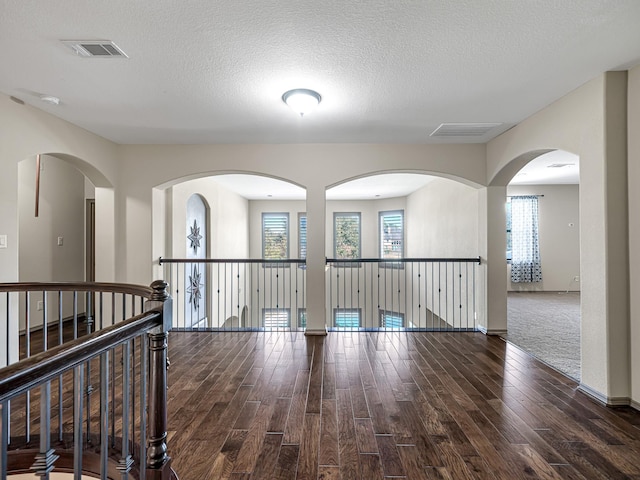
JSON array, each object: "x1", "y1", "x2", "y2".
[{"x1": 507, "y1": 185, "x2": 580, "y2": 292}]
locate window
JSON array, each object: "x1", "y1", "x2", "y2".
[
  {"x1": 510, "y1": 195, "x2": 542, "y2": 283},
  {"x1": 298, "y1": 213, "x2": 307, "y2": 260},
  {"x1": 334, "y1": 213, "x2": 361, "y2": 260},
  {"x1": 262, "y1": 213, "x2": 289, "y2": 260},
  {"x1": 263, "y1": 308, "x2": 291, "y2": 329},
  {"x1": 297, "y1": 308, "x2": 307, "y2": 329},
  {"x1": 333, "y1": 308, "x2": 361, "y2": 328},
  {"x1": 379, "y1": 309, "x2": 404, "y2": 328},
  {"x1": 379, "y1": 210, "x2": 404, "y2": 260}
]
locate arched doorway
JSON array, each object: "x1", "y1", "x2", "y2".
[
  {"x1": 325, "y1": 172, "x2": 483, "y2": 331},
  {"x1": 492, "y1": 150, "x2": 582, "y2": 379},
  {"x1": 503, "y1": 150, "x2": 581, "y2": 379},
  {"x1": 156, "y1": 173, "x2": 308, "y2": 330}
]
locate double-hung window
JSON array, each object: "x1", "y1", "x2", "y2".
[
  {"x1": 298, "y1": 213, "x2": 307, "y2": 265},
  {"x1": 333, "y1": 308, "x2": 361, "y2": 328},
  {"x1": 379, "y1": 309, "x2": 404, "y2": 328},
  {"x1": 334, "y1": 212, "x2": 361, "y2": 260},
  {"x1": 262, "y1": 213, "x2": 289, "y2": 262},
  {"x1": 379, "y1": 210, "x2": 404, "y2": 265},
  {"x1": 263, "y1": 308, "x2": 291, "y2": 329}
]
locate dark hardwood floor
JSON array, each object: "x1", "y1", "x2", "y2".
[{"x1": 164, "y1": 331, "x2": 640, "y2": 480}]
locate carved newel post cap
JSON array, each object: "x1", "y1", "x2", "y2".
[{"x1": 150, "y1": 280, "x2": 169, "y2": 301}]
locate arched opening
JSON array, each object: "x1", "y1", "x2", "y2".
[
  {"x1": 14, "y1": 153, "x2": 113, "y2": 357},
  {"x1": 155, "y1": 172, "x2": 307, "y2": 330},
  {"x1": 495, "y1": 149, "x2": 582, "y2": 379},
  {"x1": 325, "y1": 172, "x2": 482, "y2": 331}
]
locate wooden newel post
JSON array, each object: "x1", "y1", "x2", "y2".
[{"x1": 144, "y1": 280, "x2": 174, "y2": 480}]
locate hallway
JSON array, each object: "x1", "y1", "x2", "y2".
[{"x1": 165, "y1": 331, "x2": 640, "y2": 479}]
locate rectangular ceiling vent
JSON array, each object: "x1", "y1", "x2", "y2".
[
  {"x1": 430, "y1": 123, "x2": 502, "y2": 137},
  {"x1": 61, "y1": 40, "x2": 128, "y2": 58}
]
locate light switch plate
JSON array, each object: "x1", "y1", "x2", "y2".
[
  {"x1": 57, "y1": 236, "x2": 64, "y2": 246},
  {"x1": 0, "y1": 235, "x2": 7, "y2": 248}
]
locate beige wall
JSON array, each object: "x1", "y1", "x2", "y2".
[
  {"x1": 628, "y1": 64, "x2": 640, "y2": 409},
  {"x1": 171, "y1": 177, "x2": 249, "y2": 259},
  {"x1": 406, "y1": 178, "x2": 479, "y2": 258},
  {"x1": 507, "y1": 185, "x2": 580, "y2": 292},
  {"x1": 17, "y1": 155, "x2": 87, "y2": 330},
  {"x1": 0, "y1": 94, "x2": 120, "y2": 284},
  {"x1": 487, "y1": 72, "x2": 630, "y2": 405}
]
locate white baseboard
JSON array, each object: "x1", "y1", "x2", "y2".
[
  {"x1": 578, "y1": 383, "x2": 631, "y2": 407},
  {"x1": 630, "y1": 398, "x2": 640, "y2": 411},
  {"x1": 304, "y1": 328, "x2": 328, "y2": 336}
]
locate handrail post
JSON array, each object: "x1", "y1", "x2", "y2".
[{"x1": 144, "y1": 280, "x2": 173, "y2": 480}]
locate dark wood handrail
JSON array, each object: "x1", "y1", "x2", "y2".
[
  {"x1": 326, "y1": 256, "x2": 482, "y2": 264},
  {"x1": 159, "y1": 257, "x2": 306, "y2": 264},
  {"x1": 0, "y1": 309, "x2": 162, "y2": 402},
  {"x1": 159, "y1": 257, "x2": 481, "y2": 264},
  {"x1": 0, "y1": 281, "x2": 153, "y2": 298}
]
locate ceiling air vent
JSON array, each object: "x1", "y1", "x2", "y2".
[
  {"x1": 430, "y1": 123, "x2": 502, "y2": 138},
  {"x1": 61, "y1": 40, "x2": 128, "y2": 58}
]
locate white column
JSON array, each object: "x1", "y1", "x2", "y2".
[
  {"x1": 304, "y1": 184, "x2": 327, "y2": 335},
  {"x1": 480, "y1": 186, "x2": 507, "y2": 335}
]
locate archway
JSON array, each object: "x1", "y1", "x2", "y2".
[
  {"x1": 154, "y1": 172, "x2": 308, "y2": 330},
  {"x1": 8, "y1": 152, "x2": 115, "y2": 366},
  {"x1": 325, "y1": 172, "x2": 483, "y2": 331},
  {"x1": 500, "y1": 150, "x2": 582, "y2": 379}
]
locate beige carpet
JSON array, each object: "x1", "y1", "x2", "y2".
[{"x1": 505, "y1": 291, "x2": 580, "y2": 380}]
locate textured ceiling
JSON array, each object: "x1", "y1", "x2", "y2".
[{"x1": 1, "y1": 0, "x2": 640, "y2": 145}]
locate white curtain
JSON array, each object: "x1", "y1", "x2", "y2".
[{"x1": 510, "y1": 195, "x2": 542, "y2": 283}]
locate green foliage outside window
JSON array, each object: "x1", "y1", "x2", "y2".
[{"x1": 334, "y1": 213, "x2": 360, "y2": 259}]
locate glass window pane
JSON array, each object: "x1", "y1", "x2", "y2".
[
  {"x1": 263, "y1": 308, "x2": 291, "y2": 328},
  {"x1": 334, "y1": 213, "x2": 361, "y2": 259},
  {"x1": 299, "y1": 214, "x2": 307, "y2": 259},
  {"x1": 334, "y1": 308, "x2": 361, "y2": 328},
  {"x1": 379, "y1": 210, "x2": 404, "y2": 259},
  {"x1": 263, "y1": 213, "x2": 289, "y2": 260}
]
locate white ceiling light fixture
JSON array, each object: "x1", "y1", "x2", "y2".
[
  {"x1": 282, "y1": 89, "x2": 321, "y2": 117},
  {"x1": 40, "y1": 94, "x2": 60, "y2": 105}
]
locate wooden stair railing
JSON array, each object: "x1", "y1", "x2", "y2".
[{"x1": 0, "y1": 280, "x2": 177, "y2": 480}]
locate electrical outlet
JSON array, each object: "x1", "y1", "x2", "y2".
[
  {"x1": 573, "y1": 276, "x2": 580, "y2": 282},
  {"x1": 37, "y1": 301, "x2": 44, "y2": 311}
]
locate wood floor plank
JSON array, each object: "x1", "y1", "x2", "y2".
[
  {"x1": 376, "y1": 434, "x2": 405, "y2": 477},
  {"x1": 359, "y1": 453, "x2": 385, "y2": 479},
  {"x1": 337, "y1": 388, "x2": 360, "y2": 480},
  {"x1": 296, "y1": 414, "x2": 321, "y2": 480},
  {"x1": 249, "y1": 432, "x2": 282, "y2": 479},
  {"x1": 319, "y1": 399, "x2": 339, "y2": 466},
  {"x1": 273, "y1": 444, "x2": 300, "y2": 480}
]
